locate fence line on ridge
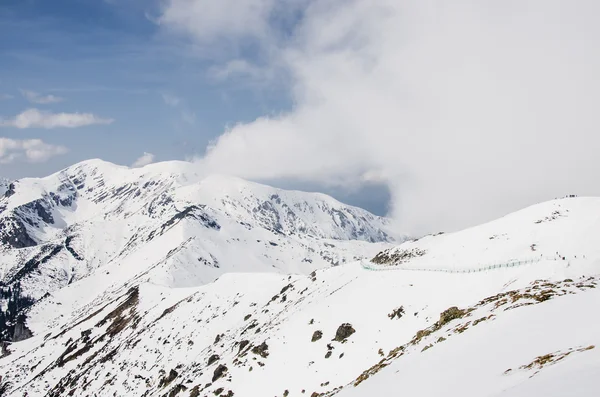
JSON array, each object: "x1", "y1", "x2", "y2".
[{"x1": 361, "y1": 255, "x2": 567, "y2": 273}]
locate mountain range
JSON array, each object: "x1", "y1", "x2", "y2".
[{"x1": 0, "y1": 160, "x2": 598, "y2": 397}]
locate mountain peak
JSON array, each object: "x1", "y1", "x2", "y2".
[
  {"x1": 0, "y1": 157, "x2": 396, "y2": 299},
  {"x1": 62, "y1": 158, "x2": 128, "y2": 175}
]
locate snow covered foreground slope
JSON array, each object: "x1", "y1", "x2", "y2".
[
  {"x1": 1, "y1": 196, "x2": 599, "y2": 396},
  {"x1": 0, "y1": 159, "x2": 395, "y2": 301}
]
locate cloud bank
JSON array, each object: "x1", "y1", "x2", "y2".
[
  {"x1": 0, "y1": 138, "x2": 68, "y2": 164},
  {"x1": 161, "y1": 0, "x2": 600, "y2": 234},
  {"x1": 0, "y1": 108, "x2": 114, "y2": 129},
  {"x1": 131, "y1": 152, "x2": 156, "y2": 167}
]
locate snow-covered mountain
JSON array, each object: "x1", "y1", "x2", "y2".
[
  {"x1": 0, "y1": 159, "x2": 396, "y2": 300},
  {"x1": 0, "y1": 161, "x2": 599, "y2": 397}
]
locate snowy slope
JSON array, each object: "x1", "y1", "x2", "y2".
[
  {"x1": 0, "y1": 195, "x2": 598, "y2": 396},
  {"x1": 341, "y1": 285, "x2": 600, "y2": 397},
  {"x1": 0, "y1": 159, "x2": 396, "y2": 302}
]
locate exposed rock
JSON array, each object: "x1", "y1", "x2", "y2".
[
  {"x1": 159, "y1": 205, "x2": 220, "y2": 235},
  {"x1": 0, "y1": 375, "x2": 12, "y2": 395},
  {"x1": 81, "y1": 329, "x2": 92, "y2": 342},
  {"x1": 437, "y1": 307, "x2": 466, "y2": 327},
  {"x1": 7, "y1": 244, "x2": 64, "y2": 284},
  {"x1": 12, "y1": 320, "x2": 33, "y2": 342},
  {"x1": 0, "y1": 216, "x2": 37, "y2": 249},
  {"x1": 414, "y1": 329, "x2": 432, "y2": 342},
  {"x1": 208, "y1": 354, "x2": 220, "y2": 366},
  {"x1": 4, "y1": 182, "x2": 15, "y2": 198},
  {"x1": 280, "y1": 284, "x2": 293, "y2": 294},
  {"x1": 212, "y1": 364, "x2": 228, "y2": 382},
  {"x1": 65, "y1": 236, "x2": 84, "y2": 261},
  {"x1": 372, "y1": 248, "x2": 426, "y2": 265},
  {"x1": 251, "y1": 342, "x2": 269, "y2": 358},
  {"x1": 168, "y1": 384, "x2": 187, "y2": 396},
  {"x1": 334, "y1": 323, "x2": 355, "y2": 342},
  {"x1": 189, "y1": 386, "x2": 200, "y2": 397},
  {"x1": 95, "y1": 286, "x2": 139, "y2": 338},
  {"x1": 388, "y1": 306, "x2": 405, "y2": 320},
  {"x1": 159, "y1": 369, "x2": 178, "y2": 388},
  {"x1": 238, "y1": 340, "x2": 250, "y2": 353},
  {"x1": 311, "y1": 330, "x2": 323, "y2": 342},
  {"x1": 1, "y1": 342, "x2": 11, "y2": 357},
  {"x1": 519, "y1": 345, "x2": 595, "y2": 372}
]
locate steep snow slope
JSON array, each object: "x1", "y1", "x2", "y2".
[
  {"x1": 0, "y1": 159, "x2": 396, "y2": 302},
  {"x1": 0, "y1": 196, "x2": 598, "y2": 397},
  {"x1": 340, "y1": 286, "x2": 600, "y2": 397}
]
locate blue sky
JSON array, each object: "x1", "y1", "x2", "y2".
[
  {"x1": 0, "y1": 0, "x2": 287, "y2": 174},
  {"x1": 0, "y1": 0, "x2": 390, "y2": 215}
]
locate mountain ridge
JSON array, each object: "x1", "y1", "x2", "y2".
[
  {"x1": 0, "y1": 159, "x2": 398, "y2": 346},
  {"x1": 0, "y1": 160, "x2": 598, "y2": 397}
]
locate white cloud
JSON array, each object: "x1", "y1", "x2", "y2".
[
  {"x1": 162, "y1": 93, "x2": 181, "y2": 107},
  {"x1": 163, "y1": 0, "x2": 600, "y2": 234},
  {"x1": 0, "y1": 108, "x2": 114, "y2": 129},
  {"x1": 0, "y1": 137, "x2": 68, "y2": 164},
  {"x1": 131, "y1": 152, "x2": 156, "y2": 168},
  {"x1": 20, "y1": 89, "x2": 64, "y2": 104},
  {"x1": 159, "y1": 0, "x2": 275, "y2": 44}
]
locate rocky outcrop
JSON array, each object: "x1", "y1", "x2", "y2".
[
  {"x1": 251, "y1": 342, "x2": 269, "y2": 358},
  {"x1": 311, "y1": 330, "x2": 323, "y2": 342},
  {"x1": 12, "y1": 321, "x2": 32, "y2": 342},
  {"x1": 0, "y1": 217, "x2": 37, "y2": 249},
  {"x1": 212, "y1": 364, "x2": 228, "y2": 382},
  {"x1": 438, "y1": 307, "x2": 466, "y2": 327},
  {"x1": 388, "y1": 306, "x2": 405, "y2": 320},
  {"x1": 334, "y1": 324, "x2": 355, "y2": 342},
  {"x1": 372, "y1": 248, "x2": 426, "y2": 266},
  {"x1": 208, "y1": 354, "x2": 220, "y2": 365}
]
